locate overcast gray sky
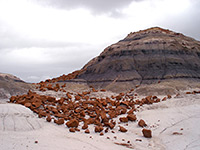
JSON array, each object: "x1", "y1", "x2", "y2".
[{"x1": 0, "y1": 0, "x2": 200, "y2": 83}]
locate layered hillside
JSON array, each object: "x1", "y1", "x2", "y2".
[
  {"x1": 0, "y1": 73, "x2": 32, "y2": 99},
  {"x1": 74, "y1": 27, "x2": 200, "y2": 92}
]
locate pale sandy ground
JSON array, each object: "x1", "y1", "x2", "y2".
[{"x1": 1, "y1": 89, "x2": 200, "y2": 150}]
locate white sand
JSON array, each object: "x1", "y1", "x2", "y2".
[{"x1": 1, "y1": 91, "x2": 200, "y2": 150}]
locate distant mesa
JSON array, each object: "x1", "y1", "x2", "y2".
[{"x1": 40, "y1": 27, "x2": 200, "y2": 94}]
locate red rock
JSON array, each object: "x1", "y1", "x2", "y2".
[
  {"x1": 92, "y1": 88, "x2": 98, "y2": 92},
  {"x1": 142, "y1": 129, "x2": 152, "y2": 138},
  {"x1": 47, "y1": 96, "x2": 56, "y2": 102},
  {"x1": 10, "y1": 96, "x2": 16, "y2": 103},
  {"x1": 162, "y1": 97, "x2": 167, "y2": 101},
  {"x1": 82, "y1": 123, "x2": 88, "y2": 129},
  {"x1": 94, "y1": 126, "x2": 104, "y2": 133},
  {"x1": 55, "y1": 118, "x2": 65, "y2": 125},
  {"x1": 108, "y1": 110, "x2": 117, "y2": 118},
  {"x1": 100, "y1": 132, "x2": 104, "y2": 136},
  {"x1": 66, "y1": 93, "x2": 72, "y2": 99},
  {"x1": 100, "y1": 111, "x2": 108, "y2": 122},
  {"x1": 75, "y1": 95, "x2": 81, "y2": 100},
  {"x1": 38, "y1": 110, "x2": 47, "y2": 118},
  {"x1": 80, "y1": 111, "x2": 85, "y2": 117},
  {"x1": 85, "y1": 129, "x2": 90, "y2": 134},
  {"x1": 138, "y1": 119, "x2": 147, "y2": 127},
  {"x1": 32, "y1": 101, "x2": 42, "y2": 108},
  {"x1": 85, "y1": 118, "x2": 95, "y2": 125},
  {"x1": 52, "y1": 108, "x2": 58, "y2": 114},
  {"x1": 24, "y1": 102, "x2": 32, "y2": 108},
  {"x1": 75, "y1": 128, "x2": 80, "y2": 132},
  {"x1": 167, "y1": 95, "x2": 172, "y2": 99},
  {"x1": 115, "y1": 95, "x2": 122, "y2": 100},
  {"x1": 105, "y1": 122, "x2": 115, "y2": 129},
  {"x1": 69, "y1": 128, "x2": 76, "y2": 132},
  {"x1": 46, "y1": 115, "x2": 52, "y2": 122},
  {"x1": 119, "y1": 126, "x2": 127, "y2": 132},
  {"x1": 58, "y1": 97, "x2": 66, "y2": 105},
  {"x1": 105, "y1": 127, "x2": 109, "y2": 133},
  {"x1": 66, "y1": 119, "x2": 79, "y2": 128},
  {"x1": 127, "y1": 114, "x2": 137, "y2": 121},
  {"x1": 119, "y1": 117, "x2": 128, "y2": 123},
  {"x1": 172, "y1": 132, "x2": 183, "y2": 135},
  {"x1": 100, "y1": 89, "x2": 106, "y2": 92}
]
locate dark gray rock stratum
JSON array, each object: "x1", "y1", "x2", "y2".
[{"x1": 76, "y1": 27, "x2": 200, "y2": 91}]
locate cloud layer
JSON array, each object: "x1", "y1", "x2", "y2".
[{"x1": 34, "y1": 0, "x2": 138, "y2": 15}]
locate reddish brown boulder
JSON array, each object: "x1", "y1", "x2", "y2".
[
  {"x1": 104, "y1": 122, "x2": 115, "y2": 129},
  {"x1": 127, "y1": 114, "x2": 137, "y2": 121},
  {"x1": 10, "y1": 96, "x2": 16, "y2": 103},
  {"x1": 138, "y1": 119, "x2": 147, "y2": 127},
  {"x1": 66, "y1": 93, "x2": 72, "y2": 99},
  {"x1": 115, "y1": 95, "x2": 122, "y2": 100},
  {"x1": 108, "y1": 110, "x2": 117, "y2": 118},
  {"x1": 119, "y1": 117, "x2": 128, "y2": 123},
  {"x1": 100, "y1": 132, "x2": 104, "y2": 136},
  {"x1": 46, "y1": 115, "x2": 52, "y2": 122},
  {"x1": 100, "y1": 111, "x2": 108, "y2": 122},
  {"x1": 55, "y1": 118, "x2": 65, "y2": 125},
  {"x1": 66, "y1": 119, "x2": 79, "y2": 128},
  {"x1": 167, "y1": 95, "x2": 172, "y2": 99},
  {"x1": 38, "y1": 110, "x2": 47, "y2": 118},
  {"x1": 75, "y1": 95, "x2": 81, "y2": 100},
  {"x1": 85, "y1": 118, "x2": 95, "y2": 125},
  {"x1": 47, "y1": 96, "x2": 56, "y2": 102},
  {"x1": 69, "y1": 128, "x2": 76, "y2": 132},
  {"x1": 94, "y1": 126, "x2": 104, "y2": 133},
  {"x1": 119, "y1": 126, "x2": 127, "y2": 132},
  {"x1": 85, "y1": 129, "x2": 90, "y2": 134},
  {"x1": 24, "y1": 102, "x2": 32, "y2": 108},
  {"x1": 142, "y1": 129, "x2": 152, "y2": 138},
  {"x1": 32, "y1": 101, "x2": 42, "y2": 108},
  {"x1": 82, "y1": 123, "x2": 88, "y2": 129},
  {"x1": 100, "y1": 89, "x2": 106, "y2": 92},
  {"x1": 52, "y1": 108, "x2": 59, "y2": 114},
  {"x1": 80, "y1": 111, "x2": 86, "y2": 117}
]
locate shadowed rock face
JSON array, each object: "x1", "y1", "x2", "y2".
[
  {"x1": 0, "y1": 73, "x2": 32, "y2": 99},
  {"x1": 77, "y1": 27, "x2": 200, "y2": 87}
]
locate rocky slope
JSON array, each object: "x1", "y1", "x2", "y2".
[
  {"x1": 75, "y1": 27, "x2": 200, "y2": 92},
  {"x1": 0, "y1": 73, "x2": 32, "y2": 100}
]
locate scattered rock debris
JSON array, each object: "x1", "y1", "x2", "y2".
[{"x1": 9, "y1": 87, "x2": 171, "y2": 136}]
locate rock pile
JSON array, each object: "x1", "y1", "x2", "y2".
[{"x1": 9, "y1": 88, "x2": 172, "y2": 137}]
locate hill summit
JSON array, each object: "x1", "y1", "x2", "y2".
[{"x1": 73, "y1": 27, "x2": 200, "y2": 91}]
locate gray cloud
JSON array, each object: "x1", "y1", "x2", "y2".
[
  {"x1": 158, "y1": 0, "x2": 200, "y2": 41},
  {"x1": 34, "y1": 0, "x2": 140, "y2": 15}
]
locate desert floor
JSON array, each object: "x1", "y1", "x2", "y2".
[{"x1": 1, "y1": 89, "x2": 200, "y2": 150}]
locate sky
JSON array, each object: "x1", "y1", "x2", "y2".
[{"x1": 0, "y1": 0, "x2": 200, "y2": 83}]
